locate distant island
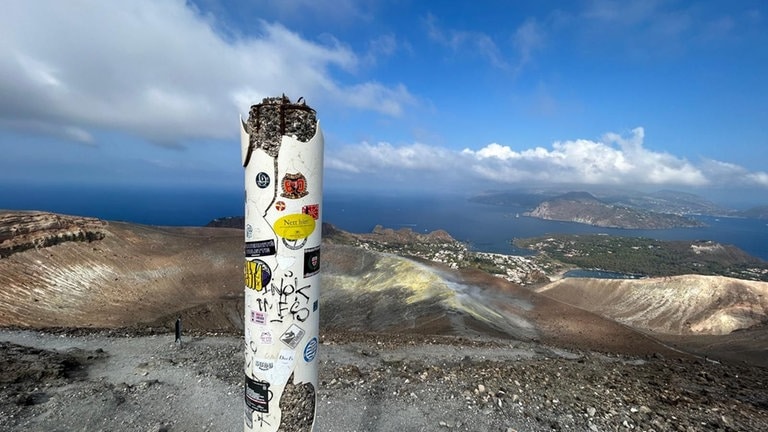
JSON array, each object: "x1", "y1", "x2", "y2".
[
  {"x1": 515, "y1": 234, "x2": 768, "y2": 281},
  {"x1": 470, "y1": 188, "x2": 734, "y2": 217},
  {"x1": 205, "y1": 216, "x2": 245, "y2": 229},
  {"x1": 738, "y1": 205, "x2": 768, "y2": 219},
  {"x1": 524, "y1": 191, "x2": 705, "y2": 229}
]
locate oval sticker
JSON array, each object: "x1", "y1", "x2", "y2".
[
  {"x1": 244, "y1": 259, "x2": 272, "y2": 291},
  {"x1": 273, "y1": 213, "x2": 316, "y2": 240}
]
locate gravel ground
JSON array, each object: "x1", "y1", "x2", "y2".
[{"x1": 1, "y1": 329, "x2": 766, "y2": 432}]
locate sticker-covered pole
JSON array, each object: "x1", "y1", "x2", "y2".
[{"x1": 241, "y1": 96, "x2": 322, "y2": 432}]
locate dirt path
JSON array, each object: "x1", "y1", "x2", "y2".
[{"x1": 2, "y1": 329, "x2": 767, "y2": 432}]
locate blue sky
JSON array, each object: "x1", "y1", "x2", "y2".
[{"x1": 1, "y1": 0, "x2": 767, "y2": 203}]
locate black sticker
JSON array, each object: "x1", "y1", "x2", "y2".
[
  {"x1": 255, "y1": 172, "x2": 270, "y2": 189},
  {"x1": 245, "y1": 376, "x2": 270, "y2": 413},
  {"x1": 303, "y1": 246, "x2": 320, "y2": 277},
  {"x1": 246, "y1": 239, "x2": 276, "y2": 257}
]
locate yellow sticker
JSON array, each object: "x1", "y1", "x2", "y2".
[
  {"x1": 244, "y1": 259, "x2": 271, "y2": 291},
  {"x1": 273, "y1": 213, "x2": 316, "y2": 240}
]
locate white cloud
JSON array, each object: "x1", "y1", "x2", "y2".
[
  {"x1": 425, "y1": 14, "x2": 546, "y2": 75},
  {"x1": 0, "y1": 0, "x2": 413, "y2": 145},
  {"x1": 337, "y1": 82, "x2": 415, "y2": 117},
  {"x1": 462, "y1": 127, "x2": 709, "y2": 185},
  {"x1": 331, "y1": 141, "x2": 460, "y2": 172},
  {"x1": 464, "y1": 143, "x2": 520, "y2": 160},
  {"x1": 701, "y1": 159, "x2": 768, "y2": 187},
  {"x1": 327, "y1": 127, "x2": 768, "y2": 189},
  {"x1": 425, "y1": 14, "x2": 509, "y2": 70},
  {"x1": 364, "y1": 34, "x2": 399, "y2": 66},
  {"x1": 513, "y1": 18, "x2": 545, "y2": 71},
  {"x1": 748, "y1": 172, "x2": 768, "y2": 186}
]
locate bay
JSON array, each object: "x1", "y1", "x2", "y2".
[
  {"x1": 324, "y1": 192, "x2": 768, "y2": 261},
  {"x1": 2, "y1": 185, "x2": 767, "y2": 261}
]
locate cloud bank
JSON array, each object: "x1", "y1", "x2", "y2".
[
  {"x1": 0, "y1": 0, "x2": 413, "y2": 144},
  {"x1": 327, "y1": 127, "x2": 768, "y2": 189}
]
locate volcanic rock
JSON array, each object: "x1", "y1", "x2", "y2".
[{"x1": 0, "y1": 211, "x2": 106, "y2": 258}]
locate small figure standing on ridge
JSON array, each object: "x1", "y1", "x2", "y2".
[{"x1": 175, "y1": 317, "x2": 182, "y2": 346}]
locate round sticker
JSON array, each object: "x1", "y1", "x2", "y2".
[
  {"x1": 255, "y1": 172, "x2": 270, "y2": 189},
  {"x1": 303, "y1": 337, "x2": 318, "y2": 362},
  {"x1": 244, "y1": 259, "x2": 272, "y2": 291},
  {"x1": 282, "y1": 237, "x2": 308, "y2": 250},
  {"x1": 273, "y1": 214, "x2": 315, "y2": 241}
]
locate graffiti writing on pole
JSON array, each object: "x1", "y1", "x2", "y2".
[
  {"x1": 251, "y1": 271, "x2": 311, "y2": 323},
  {"x1": 242, "y1": 95, "x2": 322, "y2": 432}
]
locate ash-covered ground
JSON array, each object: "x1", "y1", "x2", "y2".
[
  {"x1": 1, "y1": 328, "x2": 767, "y2": 432},
  {"x1": 2, "y1": 212, "x2": 767, "y2": 431}
]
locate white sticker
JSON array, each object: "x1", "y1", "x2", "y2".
[
  {"x1": 252, "y1": 357, "x2": 275, "y2": 375},
  {"x1": 273, "y1": 349, "x2": 296, "y2": 385},
  {"x1": 259, "y1": 328, "x2": 274, "y2": 345}
]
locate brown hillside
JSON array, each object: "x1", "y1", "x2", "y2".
[
  {"x1": 537, "y1": 275, "x2": 768, "y2": 335},
  {"x1": 0, "y1": 211, "x2": 688, "y2": 360},
  {"x1": 0, "y1": 217, "x2": 242, "y2": 328},
  {"x1": 10, "y1": 210, "x2": 768, "y2": 366}
]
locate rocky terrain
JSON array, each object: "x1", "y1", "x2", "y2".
[
  {"x1": 2, "y1": 329, "x2": 767, "y2": 432},
  {"x1": 1, "y1": 211, "x2": 768, "y2": 431},
  {"x1": 0, "y1": 211, "x2": 106, "y2": 258},
  {"x1": 524, "y1": 192, "x2": 704, "y2": 229}
]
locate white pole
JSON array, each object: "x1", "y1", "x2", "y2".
[{"x1": 241, "y1": 96, "x2": 322, "y2": 432}]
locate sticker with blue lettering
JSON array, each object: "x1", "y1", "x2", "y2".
[{"x1": 303, "y1": 337, "x2": 318, "y2": 362}]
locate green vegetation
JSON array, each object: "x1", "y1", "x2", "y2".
[
  {"x1": 514, "y1": 234, "x2": 768, "y2": 282},
  {"x1": 464, "y1": 255, "x2": 507, "y2": 275}
]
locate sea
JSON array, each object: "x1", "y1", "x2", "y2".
[{"x1": 3, "y1": 184, "x2": 767, "y2": 261}]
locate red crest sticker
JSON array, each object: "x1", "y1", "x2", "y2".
[
  {"x1": 302, "y1": 204, "x2": 319, "y2": 220},
  {"x1": 281, "y1": 172, "x2": 308, "y2": 199}
]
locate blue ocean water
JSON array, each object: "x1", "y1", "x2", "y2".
[
  {"x1": 323, "y1": 192, "x2": 768, "y2": 261},
  {"x1": 2, "y1": 185, "x2": 767, "y2": 261},
  {"x1": 0, "y1": 183, "x2": 243, "y2": 227}
]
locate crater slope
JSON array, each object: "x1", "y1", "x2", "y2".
[
  {"x1": 0, "y1": 216, "x2": 243, "y2": 328},
  {"x1": 537, "y1": 275, "x2": 768, "y2": 336},
  {"x1": 0, "y1": 211, "x2": 679, "y2": 358}
]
